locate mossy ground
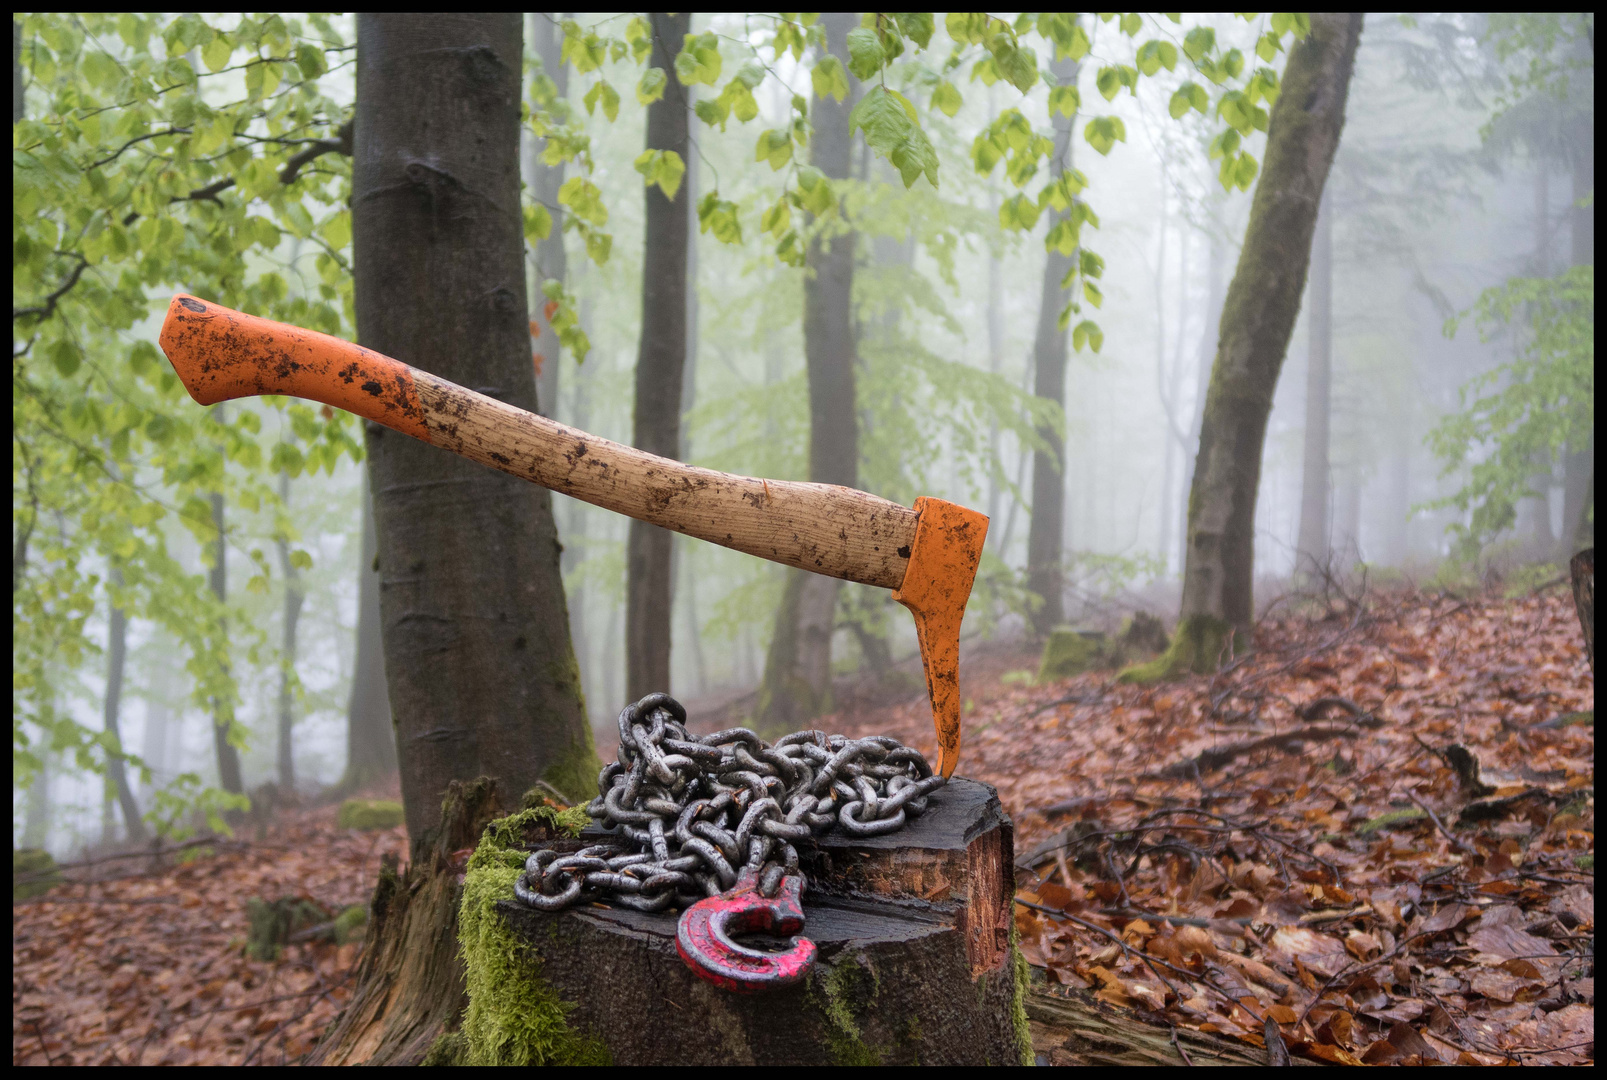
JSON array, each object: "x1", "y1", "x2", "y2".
[
  {"x1": 1038, "y1": 628, "x2": 1101, "y2": 682},
  {"x1": 457, "y1": 802, "x2": 609, "y2": 1065},
  {"x1": 1118, "y1": 615, "x2": 1232, "y2": 684},
  {"x1": 336, "y1": 798, "x2": 404, "y2": 830},
  {"x1": 14, "y1": 847, "x2": 61, "y2": 900}
]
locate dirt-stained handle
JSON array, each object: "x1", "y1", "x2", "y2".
[{"x1": 158, "y1": 294, "x2": 917, "y2": 590}]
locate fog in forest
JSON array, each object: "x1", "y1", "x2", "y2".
[{"x1": 15, "y1": 13, "x2": 1593, "y2": 857}]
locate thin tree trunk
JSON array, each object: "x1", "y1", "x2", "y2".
[
  {"x1": 1025, "y1": 48, "x2": 1081, "y2": 636},
  {"x1": 676, "y1": 135, "x2": 709, "y2": 695},
  {"x1": 625, "y1": 11, "x2": 692, "y2": 703},
  {"x1": 527, "y1": 11, "x2": 569, "y2": 419},
  {"x1": 103, "y1": 566, "x2": 147, "y2": 844},
  {"x1": 1295, "y1": 190, "x2": 1333, "y2": 575},
  {"x1": 759, "y1": 11, "x2": 861, "y2": 731},
  {"x1": 1558, "y1": 118, "x2": 1594, "y2": 560},
  {"x1": 207, "y1": 440, "x2": 244, "y2": 795},
  {"x1": 274, "y1": 474, "x2": 305, "y2": 791},
  {"x1": 984, "y1": 251, "x2": 1005, "y2": 539},
  {"x1": 1180, "y1": 231, "x2": 1225, "y2": 576},
  {"x1": 140, "y1": 689, "x2": 170, "y2": 804},
  {"x1": 23, "y1": 753, "x2": 51, "y2": 849},
  {"x1": 342, "y1": 472, "x2": 397, "y2": 793},
  {"x1": 1163, "y1": 12, "x2": 1363, "y2": 674},
  {"x1": 354, "y1": 13, "x2": 598, "y2": 848}
]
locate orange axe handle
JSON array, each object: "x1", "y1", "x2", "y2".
[{"x1": 157, "y1": 294, "x2": 985, "y2": 776}]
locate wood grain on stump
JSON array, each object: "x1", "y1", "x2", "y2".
[{"x1": 498, "y1": 777, "x2": 1026, "y2": 1065}]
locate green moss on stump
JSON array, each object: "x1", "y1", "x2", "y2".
[
  {"x1": 13, "y1": 847, "x2": 61, "y2": 900},
  {"x1": 812, "y1": 956, "x2": 885, "y2": 1065},
  {"x1": 245, "y1": 896, "x2": 330, "y2": 961},
  {"x1": 337, "y1": 798, "x2": 404, "y2": 831},
  {"x1": 334, "y1": 903, "x2": 368, "y2": 945},
  {"x1": 458, "y1": 803, "x2": 608, "y2": 1066}
]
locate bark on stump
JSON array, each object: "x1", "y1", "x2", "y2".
[{"x1": 493, "y1": 777, "x2": 1026, "y2": 1065}]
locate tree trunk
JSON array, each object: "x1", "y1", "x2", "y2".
[
  {"x1": 1569, "y1": 548, "x2": 1592, "y2": 678},
  {"x1": 275, "y1": 474, "x2": 305, "y2": 791},
  {"x1": 1295, "y1": 190, "x2": 1333, "y2": 576},
  {"x1": 340, "y1": 473, "x2": 397, "y2": 793},
  {"x1": 465, "y1": 778, "x2": 1026, "y2": 1065},
  {"x1": 23, "y1": 752, "x2": 51, "y2": 849},
  {"x1": 1558, "y1": 118, "x2": 1594, "y2": 561},
  {"x1": 677, "y1": 143, "x2": 709, "y2": 695},
  {"x1": 103, "y1": 566, "x2": 147, "y2": 844},
  {"x1": 1179, "y1": 231, "x2": 1226, "y2": 576},
  {"x1": 759, "y1": 11, "x2": 861, "y2": 731},
  {"x1": 308, "y1": 778, "x2": 513, "y2": 1065},
  {"x1": 1025, "y1": 49, "x2": 1081, "y2": 636},
  {"x1": 984, "y1": 251, "x2": 1005, "y2": 539},
  {"x1": 207, "y1": 470, "x2": 244, "y2": 796},
  {"x1": 1158, "y1": 12, "x2": 1363, "y2": 677},
  {"x1": 353, "y1": 12, "x2": 599, "y2": 848},
  {"x1": 625, "y1": 11, "x2": 693, "y2": 703},
  {"x1": 526, "y1": 12, "x2": 569, "y2": 420}
]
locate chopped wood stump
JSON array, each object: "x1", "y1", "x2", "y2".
[{"x1": 498, "y1": 777, "x2": 1027, "y2": 1065}]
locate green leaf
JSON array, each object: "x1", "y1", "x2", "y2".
[
  {"x1": 894, "y1": 13, "x2": 934, "y2": 49},
  {"x1": 1083, "y1": 116, "x2": 1126, "y2": 156},
  {"x1": 636, "y1": 66, "x2": 667, "y2": 105},
  {"x1": 696, "y1": 191, "x2": 742, "y2": 244},
  {"x1": 760, "y1": 197, "x2": 791, "y2": 238},
  {"x1": 1120, "y1": 13, "x2": 1143, "y2": 36},
  {"x1": 1168, "y1": 81, "x2": 1209, "y2": 119},
  {"x1": 202, "y1": 34, "x2": 231, "y2": 74},
  {"x1": 318, "y1": 210, "x2": 351, "y2": 250},
  {"x1": 1071, "y1": 319, "x2": 1103, "y2": 353},
  {"x1": 1255, "y1": 31, "x2": 1281, "y2": 62},
  {"x1": 582, "y1": 80, "x2": 619, "y2": 121},
  {"x1": 1223, "y1": 48, "x2": 1244, "y2": 79},
  {"x1": 294, "y1": 43, "x2": 325, "y2": 79},
  {"x1": 846, "y1": 27, "x2": 885, "y2": 80},
  {"x1": 676, "y1": 31, "x2": 722, "y2": 86},
  {"x1": 523, "y1": 203, "x2": 552, "y2": 244},
  {"x1": 1182, "y1": 26, "x2": 1216, "y2": 63},
  {"x1": 811, "y1": 55, "x2": 850, "y2": 102},
  {"x1": 289, "y1": 549, "x2": 313, "y2": 571},
  {"x1": 1082, "y1": 279, "x2": 1104, "y2": 309},
  {"x1": 990, "y1": 37, "x2": 1039, "y2": 93},
  {"x1": 51, "y1": 339, "x2": 81, "y2": 378},
  {"x1": 754, "y1": 128, "x2": 793, "y2": 170},
  {"x1": 849, "y1": 87, "x2": 940, "y2": 189},
  {"x1": 1137, "y1": 39, "x2": 1179, "y2": 76},
  {"x1": 1049, "y1": 83, "x2": 1080, "y2": 118},
  {"x1": 932, "y1": 80, "x2": 963, "y2": 118},
  {"x1": 794, "y1": 165, "x2": 836, "y2": 216}
]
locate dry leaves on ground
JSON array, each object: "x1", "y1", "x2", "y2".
[
  {"x1": 12, "y1": 798, "x2": 405, "y2": 1066},
  {"x1": 831, "y1": 585, "x2": 1594, "y2": 1066}
]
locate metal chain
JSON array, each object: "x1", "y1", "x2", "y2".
[{"x1": 514, "y1": 692, "x2": 946, "y2": 913}]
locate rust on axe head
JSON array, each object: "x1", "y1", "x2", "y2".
[{"x1": 892, "y1": 497, "x2": 989, "y2": 779}]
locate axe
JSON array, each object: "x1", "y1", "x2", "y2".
[{"x1": 157, "y1": 294, "x2": 987, "y2": 778}]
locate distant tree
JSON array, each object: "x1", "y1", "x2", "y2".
[
  {"x1": 339, "y1": 474, "x2": 396, "y2": 794},
  {"x1": 1129, "y1": 12, "x2": 1364, "y2": 679},
  {"x1": 626, "y1": 11, "x2": 693, "y2": 703}
]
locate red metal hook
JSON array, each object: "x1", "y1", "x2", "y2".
[{"x1": 675, "y1": 869, "x2": 816, "y2": 993}]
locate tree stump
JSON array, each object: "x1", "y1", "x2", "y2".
[{"x1": 475, "y1": 777, "x2": 1028, "y2": 1065}]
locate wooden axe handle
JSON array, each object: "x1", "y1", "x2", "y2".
[{"x1": 158, "y1": 295, "x2": 917, "y2": 590}]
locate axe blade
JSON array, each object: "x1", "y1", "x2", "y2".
[{"x1": 893, "y1": 497, "x2": 988, "y2": 779}]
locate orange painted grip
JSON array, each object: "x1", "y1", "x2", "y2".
[{"x1": 157, "y1": 294, "x2": 430, "y2": 441}]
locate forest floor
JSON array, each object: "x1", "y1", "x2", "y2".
[{"x1": 12, "y1": 582, "x2": 1593, "y2": 1066}]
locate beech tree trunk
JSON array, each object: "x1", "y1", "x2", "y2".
[
  {"x1": 1558, "y1": 115, "x2": 1594, "y2": 561},
  {"x1": 341, "y1": 473, "x2": 397, "y2": 793},
  {"x1": 759, "y1": 11, "x2": 860, "y2": 732},
  {"x1": 625, "y1": 11, "x2": 692, "y2": 703},
  {"x1": 1295, "y1": 190, "x2": 1333, "y2": 575},
  {"x1": 103, "y1": 565, "x2": 147, "y2": 844},
  {"x1": 1179, "y1": 231, "x2": 1225, "y2": 575},
  {"x1": 275, "y1": 473, "x2": 305, "y2": 791},
  {"x1": 1025, "y1": 47, "x2": 1081, "y2": 636},
  {"x1": 1172, "y1": 12, "x2": 1363, "y2": 670},
  {"x1": 353, "y1": 13, "x2": 598, "y2": 847},
  {"x1": 207, "y1": 460, "x2": 244, "y2": 796},
  {"x1": 526, "y1": 12, "x2": 568, "y2": 420}
]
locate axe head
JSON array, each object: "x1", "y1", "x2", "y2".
[{"x1": 892, "y1": 497, "x2": 989, "y2": 779}]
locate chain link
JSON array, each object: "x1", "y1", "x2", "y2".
[{"x1": 514, "y1": 692, "x2": 946, "y2": 913}]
